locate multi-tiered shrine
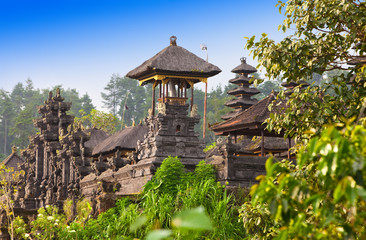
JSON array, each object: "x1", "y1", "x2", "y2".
[
  {"x1": 126, "y1": 36, "x2": 221, "y2": 170},
  {"x1": 222, "y1": 58, "x2": 260, "y2": 120},
  {"x1": 19, "y1": 90, "x2": 74, "y2": 208},
  {"x1": 78, "y1": 36, "x2": 221, "y2": 199},
  {"x1": 13, "y1": 89, "x2": 109, "y2": 210}
]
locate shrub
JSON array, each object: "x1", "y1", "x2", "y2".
[
  {"x1": 146, "y1": 156, "x2": 187, "y2": 196},
  {"x1": 247, "y1": 124, "x2": 366, "y2": 239}
]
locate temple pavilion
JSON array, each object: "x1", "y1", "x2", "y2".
[{"x1": 126, "y1": 36, "x2": 220, "y2": 117}]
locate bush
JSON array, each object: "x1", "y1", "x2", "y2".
[
  {"x1": 245, "y1": 124, "x2": 366, "y2": 239},
  {"x1": 15, "y1": 157, "x2": 246, "y2": 239}
]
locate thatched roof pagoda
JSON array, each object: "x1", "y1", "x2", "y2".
[
  {"x1": 212, "y1": 93, "x2": 279, "y2": 137},
  {"x1": 211, "y1": 92, "x2": 291, "y2": 156},
  {"x1": 126, "y1": 36, "x2": 221, "y2": 138},
  {"x1": 221, "y1": 57, "x2": 260, "y2": 120},
  {"x1": 126, "y1": 36, "x2": 221, "y2": 84}
]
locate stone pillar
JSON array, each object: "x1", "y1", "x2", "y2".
[{"x1": 35, "y1": 144, "x2": 44, "y2": 180}]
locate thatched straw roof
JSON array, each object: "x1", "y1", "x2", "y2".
[
  {"x1": 83, "y1": 128, "x2": 110, "y2": 149},
  {"x1": 126, "y1": 36, "x2": 221, "y2": 81},
  {"x1": 228, "y1": 75, "x2": 252, "y2": 85},
  {"x1": 231, "y1": 57, "x2": 257, "y2": 74},
  {"x1": 212, "y1": 92, "x2": 285, "y2": 136},
  {"x1": 221, "y1": 110, "x2": 240, "y2": 120},
  {"x1": 92, "y1": 125, "x2": 148, "y2": 156},
  {"x1": 224, "y1": 97, "x2": 258, "y2": 108},
  {"x1": 3, "y1": 151, "x2": 24, "y2": 171},
  {"x1": 243, "y1": 137, "x2": 288, "y2": 152},
  {"x1": 227, "y1": 86, "x2": 260, "y2": 96}
]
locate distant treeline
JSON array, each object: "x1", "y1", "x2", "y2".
[{"x1": 0, "y1": 74, "x2": 278, "y2": 161}]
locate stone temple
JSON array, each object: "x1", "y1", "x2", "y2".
[{"x1": 2, "y1": 37, "x2": 285, "y2": 230}]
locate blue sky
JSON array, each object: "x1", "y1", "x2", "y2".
[{"x1": 0, "y1": 0, "x2": 287, "y2": 109}]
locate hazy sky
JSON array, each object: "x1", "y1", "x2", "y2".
[{"x1": 0, "y1": 0, "x2": 288, "y2": 110}]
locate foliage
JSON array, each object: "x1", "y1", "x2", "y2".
[
  {"x1": 0, "y1": 79, "x2": 96, "y2": 155},
  {"x1": 74, "y1": 109, "x2": 119, "y2": 134},
  {"x1": 239, "y1": 202, "x2": 278, "y2": 239},
  {"x1": 245, "y1": 0, "x2": 366, "y2": 142},
  {"x1": 192, "y1": 160, "x2": 216, "y2": 183},
  {"x1": 247, "y1": 123, "x2": 366, "y2": 239},
  {"x1": 76, "y1": 198, "x2": 93, "y2": 222},
  {"x1": 0, "y1": 153, "x2": 6, "y2": 162},
  {"x1": 10, "y1": 103, "x2": 38, "y2": 149},
  {"x1": 253, "y1": 75, "x2": 283, "y2": 101},
  {"x1": 0, "y1": 164, "x2": 24, "y2": 239},
  {"x1": 143, "y1": 206, "x2": 213, "y2": 240},
  {"x1": 63, "y1": 199, "x2": 74, "y2": 222},
  {"x1": 13, "y1": 205, "x2": 68, "y2": 240},
  {"x1": 101, "y1": 74, "x2": 151, "y2": 127},
  {"x1": 267, "y1": 75, "x2": 366, "y2": 144},
  {"x1": 147, "y1": 156, "x2": 186, "y2": 196},
  {"x1": 203, "y1": 142, "x2": 216, "y2": 153},
  {"x1": 15, "y1": 157, "x2": 244, "y2": 239}
]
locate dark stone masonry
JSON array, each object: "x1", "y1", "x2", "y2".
[{"x1": 1, "y1": 37, "x2": 279, "y2": 239}]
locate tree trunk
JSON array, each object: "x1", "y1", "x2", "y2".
[{"x1": 4, "y1": 119, "x2": 7, "y2": 155}]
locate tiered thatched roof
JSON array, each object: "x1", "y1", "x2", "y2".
[
  {"x1": 221, "y1": 57, "x2": 259, "y2": 121},
  {"x1": 126, "y1": 36, "x2": 221, "y2": 83},
  {"x1": 231, "y1": 59, "x2": 258, "y2": 74},
  {"x1": 212, "y1": 92, "x2": 284, "y2": 136}
]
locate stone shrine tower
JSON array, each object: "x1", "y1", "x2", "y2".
[{"x1": 126, "y1": 36, "x2": 221, "y2": 170}]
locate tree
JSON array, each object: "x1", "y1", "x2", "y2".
[
  {"x1": 80, "y1": 93, "x2": 95, "y2": 115},
  {"x1": 0, "y1": 90, "x2": 15, "y2": 155},
  {"x1": 116, "y1": 77, "x2": 147, "y2": 127},
  {"x1": 253, "y1": 77, "x2": 283, "y2": 100},
  {"x1": 9, "y1": 83, "x2": 25, "y2": 115},
  {"x1": 9, "y1": 103, "x2": 37, "y2": 149},
  {"x1": 101, "y1": 74, "x2": 122, "y2": 117},
  {"x1": 74, "y1": 109, "x2": 118, "y2": 134},
  {"x1": 245, "y1": 0, "x2": 366, "y2": 142},
  {"x1": 0, "y1": 164, "x2": 25, "y2": 240},
  {"x1": 242, "y1": 123, "x2": 366, "y2": 239}
]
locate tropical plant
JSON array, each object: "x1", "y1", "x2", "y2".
[
  {"x1": 245, "y1": 0, "x2": 366, "y2": 142},
  {"x1": 0, "y1": 164, "x2": 24, "y2": 240},
  {"x1": 245, "y1": 123, "x2": 366, "y2": 239},
  {"x1": 53, "y1": 157, "x2": 245, "y2": 239},
  {"x1": 73, "y1": 109, "x2": 119, "y2": 134}
]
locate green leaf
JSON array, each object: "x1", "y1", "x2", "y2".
[
  {"x1": 172, "y1": 206, "x2": 213, "y2": 231},
  {"x1": 145, "y1": 229, "x2": 172, "y2": 240},
  {"x1": 129, "y1": 215, "x2": 147, "y2": 232}
]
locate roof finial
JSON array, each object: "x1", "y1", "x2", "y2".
[
  {"x1": 12, "y1": 146, "x2": 17, "y2": 153},
  {"x1": 240, "y1": 57, "x2": 246, "y2": 63},
  {"x1": 48, "y1": 91, "x2": 53, "y2": 100},
  {"x1": 56, "y1": 88, "x2": 61, "y2": 98},
  {"x1": 170, "y1": 36, "x2": 177, "y2": 46}
]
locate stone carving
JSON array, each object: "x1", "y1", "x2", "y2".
[
  {"x1": 190, "y1": 104, "x2": 198, "y2": 117},
  {"x1": 148, "y1": 108, "x2": 153, "y2": 117},
  {"x1": 216, "y1": 137, "x2": 224, "y2": 144},
  {"x1": 157, "y1": 102, "x2": 166, "y2": 115},
  {"x1": 24, "y1": 172, "x2": 35, "y2": 199}
]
